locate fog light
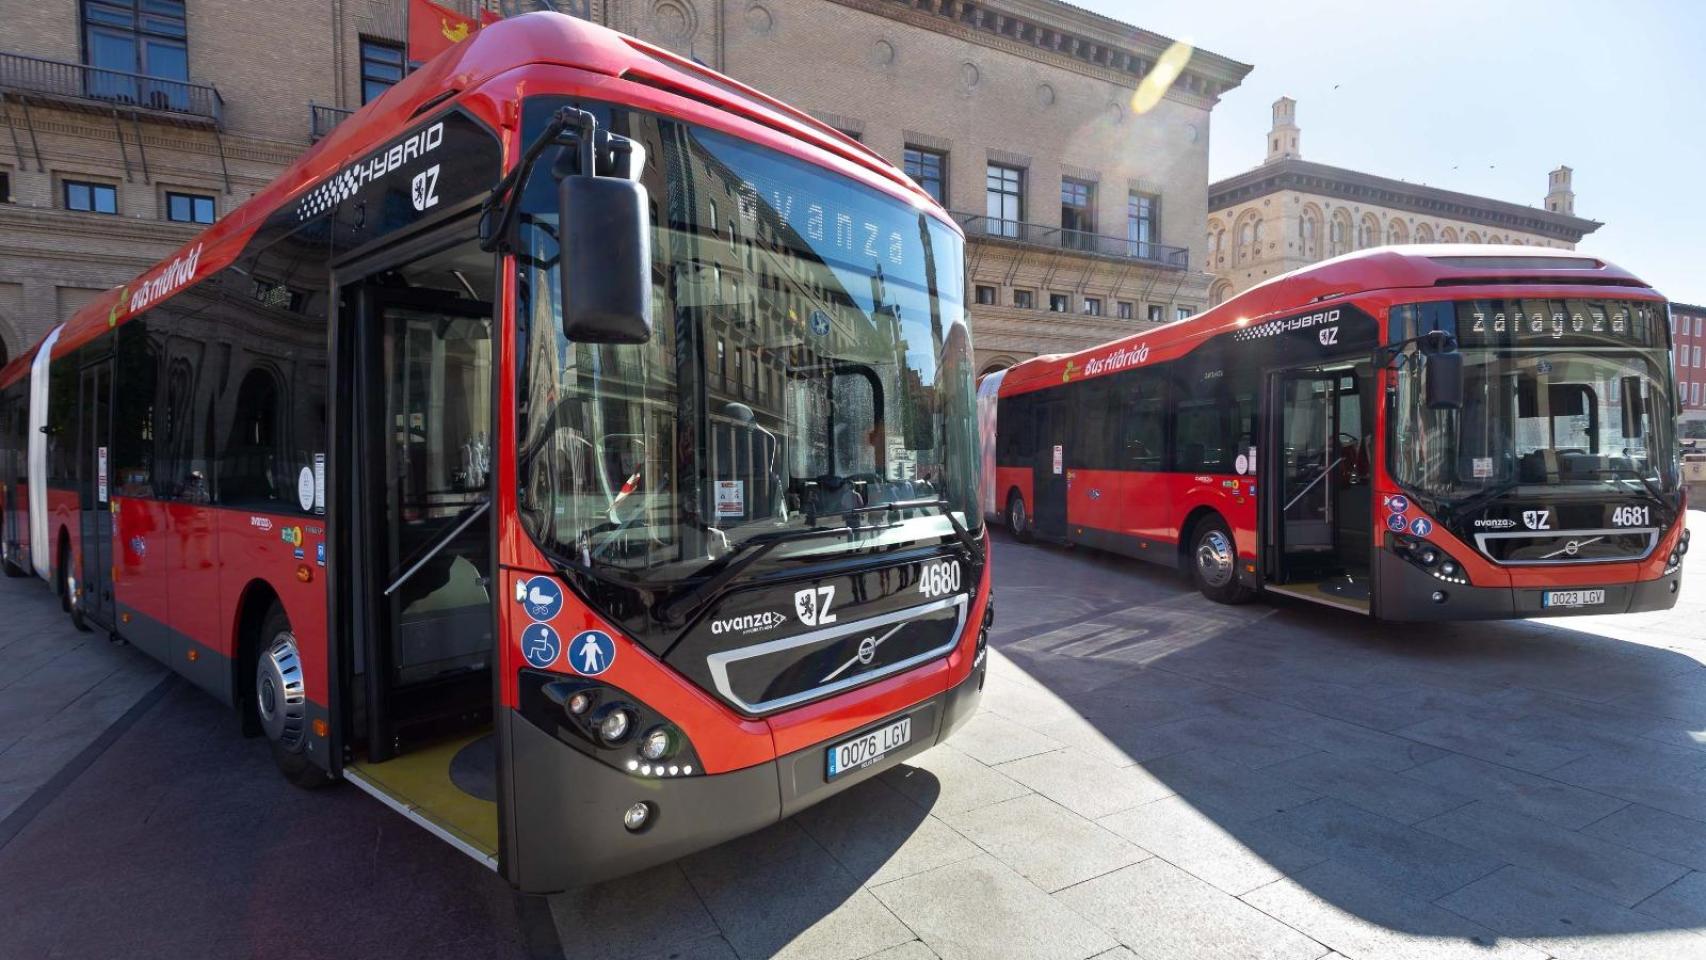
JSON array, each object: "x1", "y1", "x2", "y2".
[
  {"x1": 1440, "y1": 562, "x2": 1457, "y2": 577},
  {"x1": 598, "y1": 708, "x2": 633, "y2": 744},
  {"x1": 567, "y1": 691, "x2": 593, "y2": 716},
  {"x1": 623, "y1": 802, "x2": 651, "y2": 832},
  {"x1": 1419, "y1": 549, "x2": 1439, "y2": 566},
  {"x1": 1431, "y1": 590, "x2": 1447, "y2": 604},
  {"x1": 639, "y1": 727, "x2": 671, "y2": 761}
]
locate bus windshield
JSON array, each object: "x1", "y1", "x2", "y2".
[
  {"x1": 1388, "y1": 298, "x2": 1679, "y2": 507},
  {"x1": 516, "y1": 101, "x2": 980, "y2": 586}
]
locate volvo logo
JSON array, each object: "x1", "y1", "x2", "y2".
[
  {"x1": 1542, "y1": 535, "x2": 1604, "y2": 561},
  {"x1": 857, "y1": 636, "x2": 878, "y2": 665}
]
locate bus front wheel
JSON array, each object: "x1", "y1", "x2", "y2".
[
  {"x1": 1006, "y1": 491, "x2": 1032, "y2": 542},
  {"x1": 1190, "y1": 516, "x2": 1255, "y2": 605},
  {"x1": 254, "y1": 603, "x2": 330, "y2": 789}
]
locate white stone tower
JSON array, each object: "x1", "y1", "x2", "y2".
[
  {"x1": 1546, "y1": 166, "x2": 1575, "y2": 215},
  {"x1": 1267, "y1": 97, "x2": 1300, "y2": 163}
]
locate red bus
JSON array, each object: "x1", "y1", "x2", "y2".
[
  {"x1": 980, "y1": 246, "x2": 1689, "y2": 620},
  {"x1": 0, "y1": 13, "x2": 991, "y2": 891}
]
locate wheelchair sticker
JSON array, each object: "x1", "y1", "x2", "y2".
[{"x1": 521, "y1": 624, "x2": 561, "y2": 669}]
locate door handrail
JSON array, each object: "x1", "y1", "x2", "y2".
[
  {"x1": 383, "y1": 498, "x2": 490, "y2": 598},
  {"x1": 1282, "y1": 457, "x2": 1343, "y2": 513}
]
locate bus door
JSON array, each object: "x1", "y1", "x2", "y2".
[
  {"x1": 1033, "y1": 398, "x2": 1069, "y2": 540},
  {"x1": 1267, "y1": 362, "x2": 1373, "y2": 608},
  {"x1": 340, "y1": 235, "x2": 500, "y2": 868},
  {"x1": 77, "y1": 358, "x2": 115, "y2": 628}
]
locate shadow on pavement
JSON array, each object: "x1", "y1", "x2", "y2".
[{"x1": 979, "y1": 521, "x2": 1706, "y2": 955}]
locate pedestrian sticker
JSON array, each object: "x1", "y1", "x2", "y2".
[
  {"x1": 1409, "y1": 516, "x2": 1433, "y2": 537},
  {"x1": 315, "y1": 542, "x2": 326, "y2": 567},
  {"x1": 1386, "y1": 513, "x2": 1408, "y2": 533},
  {"x1": 521, "y1": 623, "x2": 561, "y2": 669},
  {"x1": 517, "y1": 575, "x2": 564, "y2": 622},
  {"x1": 1386, "y1": 495, "x2": 1409, "y2": 514},
  {"x1": 570, "y1": 630, "x2": 616, "y2": 676}
]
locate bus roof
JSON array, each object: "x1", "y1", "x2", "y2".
[
  {"x1": 998, "y1": 244, "x2": 1662, "y2": 396},
  {"x1": 0, "y1": 12, "x2": 944, "y2": 389}
]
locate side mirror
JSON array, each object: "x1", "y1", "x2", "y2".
[
  {"x1": 1620, "y1": 375, "x2": 1644, "y2": 439},
  {"x1": 1425, "y1": 350, "x2": 1464, "y2": 410},
  {"x1": 558, "y1": 173, "x2": 653, "y2": 344}
]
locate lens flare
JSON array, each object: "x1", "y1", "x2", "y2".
[{"x1": 1130, "y1": 41, "x2": 1194, "y2": 116}]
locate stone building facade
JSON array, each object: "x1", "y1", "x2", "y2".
[
  {"x1": 1206, "y1": 98, "x2": 1602, "y2": 303},
  {"x1": 0, "y1": 0, "x2": 1250, "y2": 375},
  {"x1": 0, "y1": 0, "x2": 473, "y2": 366},
  {"x1": 1674, "y1": 301, "x2": 1706, "y2": 437},
  {"x1": 601, "y1": 0, "x2": 1251, "y2": 374}
]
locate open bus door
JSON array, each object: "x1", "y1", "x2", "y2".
[
  {"x1": 337, "y1": 231, "x2": 503, "y2": 871},
  {"x1": 76, "y1": 358, "x2": 115, "y2": 629},
  {"x1": 1033, "y1": 398, "x2": 1069, "y2": 540},
  {"x1": 1264, "y1": 361, "x2": 1374, "y2": 612}
]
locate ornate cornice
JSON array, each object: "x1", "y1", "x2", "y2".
[
  {"x1": 1209, "y1": 157, "x2": 1601, "y2": 243},
  {"x1": 825, "y1": 0, "x2": 1252, "y2": 108}
]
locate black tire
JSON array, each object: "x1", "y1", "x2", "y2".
[
  {"x1": 62, "y1": 539, "x2": 90, "y2": 631},
  {"x1": 1189, "y1": 515, "x2": 1256, "y2": 605},
  {"x1": 254, "y1": 603, "x2": 331, "y2": 789},
  {"x1": 1006, "y1": 490, "x2": 1032, "y2": 542}
]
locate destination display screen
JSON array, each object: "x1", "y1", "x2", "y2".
[{"x1": 1393, "y1": 298, "x2": 1668, "y2": 349}]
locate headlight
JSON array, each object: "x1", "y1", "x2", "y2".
[
  {"x1": 597, "y1": 707, "x2": 633, "y2": 744},
  {"x1": 639, "y1": 727, "x2": 672, "y2": 761}
]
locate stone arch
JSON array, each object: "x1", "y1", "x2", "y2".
[
  {"x1": 647, "y1": 0, "x2": 700, "y2": 55},
  {"x1": 1486, "y1": 234, "x2": 1504, "y2": 245},
  {"x1": 1357, "y1": 212, "x2": 1380, "y2": 249},
  {"x1": 1298, "y1": 203, "x2": 1323, "y2": 259},
  {"x1": 0, "y1": 308, "x2": 19, "y2": 368},
  {"x1": 1207, "y1": 218, "x2": 1226, "y2": 269},
  {"x1": 1209, "y1": 278, "x2": 1234, "y2": 306},
  {"x1": 1387, "y1": 218, "x2": 1409, "y2": 245},
  {"x1": 1232, "y1": 209, "x2": 1262, "y2": 266},
  {"x1": 1439, "y1": 225, "x2": 1460, "y2": 243},
  {"x1": 979, "y1": 356, "x2": 1019, "y2": 378},
  {"x1": 1464, "y1": 230, "x2": 1482, "y2": 244},
  {"x1": 1329, "y1": 208, "x2": 1353, "y2": 256},
  {"x1": 1414, "y1": 222, "x2": 1435, "y2": 244}
]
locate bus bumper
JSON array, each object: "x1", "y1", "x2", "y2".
[
  {"x1": 1374, "y1": 550, "x2": 1684, "y2": 621},
  {"x1": 505, "y1": 659, "x2": 985, "y2": 893}
]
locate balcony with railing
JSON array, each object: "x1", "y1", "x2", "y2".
[
  {"x1": 950, "y1": 211, "x2": 1189, "y2": 270},
  {"x1": 0, "y1": 51, "x2": 222, "y2": 128},
  {"x1": 310, "y1": 102, "x2": 353, "y2": 142}
]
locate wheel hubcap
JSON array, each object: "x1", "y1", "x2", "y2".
[
  {"x1": 1010, "y1": 499, "x2": 1026, "y2": 533},
  {"x1": 256, "y1": 630, "x2": 307, "y2": 751},
  {"x1": 1196, "y1": 530, "x2": 1235, "y2": 588}
]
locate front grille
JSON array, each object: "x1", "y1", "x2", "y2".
[
  {"x1": 1474, "y1": 528, "x2": 1658, "y2": 565},
  {"x1": 707, "y1": 595, "x2": 967, "y2": 715}
]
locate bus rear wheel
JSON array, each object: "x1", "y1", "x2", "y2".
[
  {"x1": 254, "y1": 603, "x2": 330, "y2": 789},
  {"x1": 1006, "y1": 491, "x2": 1032, "y2": 542},
  {"x1": 61, "y1": 539, "x2": 90, "y2": 632},
  {"x1": 1190, "y1": 516, "x2": 1255, "y2": 605}
]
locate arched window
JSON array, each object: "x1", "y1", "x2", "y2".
[
  {"x1": 1329, "y1": 209, "x2": 1353, "y2": 256},
  {"x1": 1465, "y1": 230, "x2": 1482, "y2": 244},
  {"x1": 1357, "y1": 214, "x2": 1380, "y2": 249},
  {"x1": 1414, "y1": 223, "x2": 1434, "y2": 244},
  {"x1": 1440, "y1": 226, "x2": 1459, "y2": 243},
  {"x1": 1387, "y1": 219, "x2": 1408, "y2": 245},
  {"x1": 1209, "y1": 278, "x2": 1234, "y2": 306},
  {"x1": 1299, "y1": 204, "x2": 1322, "y2": 258}
]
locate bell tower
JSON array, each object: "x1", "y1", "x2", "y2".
[
  {"x1": 1546, "y1": 166, "x2": 1575, "y2": 215},
  {"x1": 1267, "y1": 97, "x2": 1300, "y2": 162}
]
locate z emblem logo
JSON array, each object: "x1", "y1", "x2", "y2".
[
  {"x1": 1522, "y1": 509, "x2": 1552, "y2": 530},
  {"x1": 795, "y1": 585, "x2": 837, "y2": 626},
  {"x1": 1317, "y1": 326, "x2": 1340, "y2": 346}
]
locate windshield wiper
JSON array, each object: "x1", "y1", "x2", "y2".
[
  {"x1": 655, "y1": 524, "x2": 862, "y2": 626},
  {"x1": 1446, "y1": 479, "x2": 1522, "y2": 521},
  {"x1": 840, "y1": 497, "x2": 984, "y2": 561}
]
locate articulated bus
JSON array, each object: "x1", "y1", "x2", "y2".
[
  {"x1": 0, "y1": 13, "x2": 990, "y2": 891},
  {"x1": 979, "y1": 246, "x2": 1689, "y2": 621}
]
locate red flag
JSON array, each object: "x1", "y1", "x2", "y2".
[{"x1": 408, "y1": 0, "x2": 494, "y2": 64}]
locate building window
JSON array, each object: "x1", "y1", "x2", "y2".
[
  {"x1": 985, "y1": 163, "x2": 1023, "y2": 238},
  {"x1": 64, "y1": 180, "x2": 117, "y2": 214},
  {"x1": 1082, "y1": 298, "x2": 1103, "y2": 317},
  {"x1": 1177, "y1": 306, "x2": 1193, "y2": 321},
  {"x1": 81, "y1": 0, "x2": 189, "y2": 106},
  {"x1": 1127, "y1": 192, "x2": 1158, "y2": 257},
  {"x1": 1012, "y1": 289, "x2": 1035, "y2": 309},
  {"x1": 165, "y1": 191, "x2": 214, "y2": 224},
  {"x1": 0, "y1": 171, "x2": 10, "y2": 203},
  {"x1": 974, "y1": 284, "x2": 997, "y2": 306},
  {"x1": 1117, "y1": 301, "x2": 1134, "y2": 320},
  {"x1": 904, "y1": 147, "x2": 947, "y2": 205},
  {"x1": 1060, "y1": 178, "x2": 1096, "y2": 250},
  {"x1": 1147, "y1": 304, "x2": 1164, "y2": 323},
  {"x1": 1048, "y1": 293, "x2": 1070, "y2": 313},
  {"x1": 361, "y1": 39, "x2": 405, "y2": 104}
]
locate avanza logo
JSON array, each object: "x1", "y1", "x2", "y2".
[{"x1": 710, "y1": 611, "x2": 790, "y2": 636}]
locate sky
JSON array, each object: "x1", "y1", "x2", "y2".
[{"x1": 1074, "y1": 0, "x2": 1706, "y2": 303}]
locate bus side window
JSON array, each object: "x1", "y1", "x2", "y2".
[
  {"x1": 1121, "y1": 374, "x2": 1166, "y2": 471},
  {"x1": 112, "y1": 319, "x2": 159, "y2": 499}
]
